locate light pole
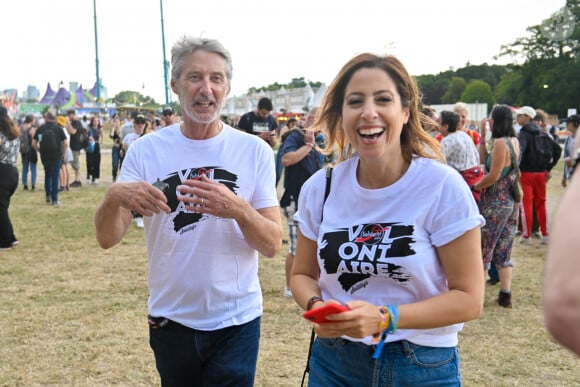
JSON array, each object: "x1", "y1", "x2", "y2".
[
  {"x1": 93, "y1": 0, "x2": 101, "y2": 104},
  {"x1": 160, "y1": 0, "x2": 170, "y2": 105}
]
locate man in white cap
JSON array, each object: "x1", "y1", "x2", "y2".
[{"x1": 516, "y1": 106, "x2": 561, "y2": 245}]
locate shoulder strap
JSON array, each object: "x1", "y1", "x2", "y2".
[
  {"x1": 302, "y1": 166, "x2": 333, "y2": 387},
  {"x1": 505, "y1": 138, "x2": 520, "y2": 179},
  {"x1": 321, "y1": 166, "x2": 333, "y2": 221}
]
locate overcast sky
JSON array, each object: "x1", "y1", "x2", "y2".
[{"x1": 4, "y1": 0, "x2": 568, "y2": 103}]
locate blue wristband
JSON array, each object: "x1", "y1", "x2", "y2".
[{"x1": 372, "y1": 305, "x2": 399, "y2": 359}]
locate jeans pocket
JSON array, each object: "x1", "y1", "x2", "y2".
[
  {"x1": 315, "y1": 337, "x2": 345, "y2": 352},
  {"x1": 408, "y1": 343, "x2": 457, "y2": 369}
]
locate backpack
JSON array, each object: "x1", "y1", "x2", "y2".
[
  {"x1": 79, "y1": 127, "x2": 90, "y2": 149},
  {"x1": 526, "y1": 131, "x2": 554, "y2": 169},
  {"x1": 19, "y1": 127, "x2": 32, "y2": 153},
  {"x1": 39, "y1": 124, "x2": 61, "y2": 155}
]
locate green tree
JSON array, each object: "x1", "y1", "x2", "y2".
[
  {"x1": 461, "y1": 80, "x2": 495, "y2": 111},
  {"x1": 112, "y1": 90, "x2": 159, "y2": 109},
  {"x1": 441, "y1": 77, "x2": 466, "y2": 104},
  {"x1": 416, "y1": 74, "x2": 449, "y2": 105},
  {"x1": 493, "y1": 69, "x2": 523, "y2": 105}
]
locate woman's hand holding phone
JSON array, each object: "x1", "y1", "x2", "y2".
[{"x1": 303, "y1": 303, "x2": 349, "y2": 324}]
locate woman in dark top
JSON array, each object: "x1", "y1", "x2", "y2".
[{"x1": 86, "y1": 116, "x2": 102, "y2": 184}]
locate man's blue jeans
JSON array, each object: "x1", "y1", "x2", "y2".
[
  {"x1": 41, "y1": 158, "x2": 61, "y2": 203},
  {"x1": 309, "y1": 338, "x2": 461, "y2": 386},
  {"x1": 149, "y1": 316, "x2": 260, "y2": 386}
]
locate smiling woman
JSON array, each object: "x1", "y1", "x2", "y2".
[{"x1": 290, "y1": 53, "x2": 485, "y2": 386}]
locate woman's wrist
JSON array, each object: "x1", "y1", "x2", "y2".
[{"x1": 306, "y1": 296, "x2": 323, "y2": 310}]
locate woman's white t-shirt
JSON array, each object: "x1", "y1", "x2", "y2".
[{"x1": 296, "y1": 156, "x2": 484, "y2": 347}]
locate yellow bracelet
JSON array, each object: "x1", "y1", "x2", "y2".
[{"x1": 378, "y1": 306, "x2": 389, "y2": 331}]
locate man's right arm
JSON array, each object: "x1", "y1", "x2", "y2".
[
  {"x1": 95, "y1": 182, "x2": 171, "y2": 249},
  {"x1": 94, "y1": 185, "x2": 134, "y2": 249}
]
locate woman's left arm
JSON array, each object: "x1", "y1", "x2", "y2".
[{"x1": 397, "y1": 228, "x2": 484, "y2": 329}]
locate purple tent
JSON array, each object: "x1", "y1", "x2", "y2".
[
  {"x1": 39, "y1": 82, "x2": 56, "y2": 105},
  {"x1": 52, "y1": 86, "x2": 71, "y2": 107},
  {"x1": 75, "y1": 84, "x2": 93, "y2": 106}
]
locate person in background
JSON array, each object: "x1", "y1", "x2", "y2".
[
  {"x1": 65, "y1": 109, "x2": 85, "y2": 187},
  {"x1": 276, "y1": 117, "x2": 298, "y2": 186},
  {"x1": 120, "y1": 110, "x2": 138, "y2": 140},
  {"x1": 19, "y1": 114, "x2": 38, "y2": 191},
  {"x1": 279, "y1": 108, "x2": 322, "y2": 297},
  {"x1": 237, "y1": 97, "x2": 278, "y2": 148},
  {"x1": 544, "y1": 148, "x2": 580, "y2": 356},
  {"x1": 109, "y1": 113, "x2": 122, "y2": 182},
  {"x1": 33, "y1": 112, "x2": 67, "y2": 205},
  {"x1": 94, "y1": 35, "x2": 282, "y2": 386},
  {"x1": 562, "y1": 115, "x2": 580, "y2": 187},
  {"x1": 86, "y1": 116, "x2": 102, "y2": 185},
  {"x1": 516, "y1": 106, "x2": 561, "y2": 245},
  {"x1": 162, "y1": 106, "x2": 177, "y2": 127},
  {"x1": 121, "y1": 114, "x2": 149, "y2": 229},
  {"x1": 0, "y1": 106, "x2": 20, "y2": 251},
  {"x1": 454, "y1": 102, "x2": 481, "y2": 145},
  {"x1": 291, "y1": 53, "x2": 484, "y2": 386},
  {"x1": 56, "y1": 116, "x2": 73, "y2": 192},
  {"x1": 421, "y1": 105, "x2": 440, "y2": 137},
  {"x1": 434, "y1": 102, "x2": 481, "y2": 145},
  {"x1": 473, "y1": 105, "x2": 520, "y2": 307},
  {"x1": 438, "y1": 110, "x2": 482, "y2": 201}
]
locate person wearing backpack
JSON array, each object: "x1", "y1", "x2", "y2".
[
  {"x1": 279, "y1": 108, "x2": 322, "y2": 297},
  {"x1": 19, "y1": 114, "x2": 38, "y2": 191},
  {"x1": 32, "y1": 112, "x2": 68, "y2": 205},
  {"x1": 516, "y1": 106, "x2": 562, "y2": 245}
]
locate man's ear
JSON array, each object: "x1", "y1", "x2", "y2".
[{"x1": 170, "y1": 79, "x2": 178, "y2": 94}]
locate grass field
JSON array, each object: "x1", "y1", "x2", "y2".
[{"x1": 0, "y1": 150, "x2": 577, "y2": 386}]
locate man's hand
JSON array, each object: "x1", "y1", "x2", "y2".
[{"x1": 109, "y1": 181, "x2": 171, "y2": 216}]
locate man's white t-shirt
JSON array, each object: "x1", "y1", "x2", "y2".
[
  {"x1": 296, "y1": 156, "x2": 484, "y2": 347},
  {"x1": 120, "y1": 123, "x2": 278, "y2": 330}
]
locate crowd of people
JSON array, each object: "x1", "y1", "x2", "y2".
[{"x1": 1, "y1": 33, "x2": 579, "y2": 385}]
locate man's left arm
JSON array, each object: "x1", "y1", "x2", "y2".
[
  {"x1": 236, "y1": 204, "x2": 282, "y2": 258},
  {"x1": 176, "y1": 174, "x2": 283, "y2": 258}
]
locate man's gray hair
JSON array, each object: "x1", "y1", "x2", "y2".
[{"x1": 170, "y1": 36, "x2": 233, "y2": 86}]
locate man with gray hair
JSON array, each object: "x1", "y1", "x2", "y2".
[{"x1": 95, "y1": 36, "x2": 282, "y2": 386}]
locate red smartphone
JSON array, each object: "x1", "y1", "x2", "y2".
[{"x1": 303, "y1": 303, "x2": 349, "y2": 323}]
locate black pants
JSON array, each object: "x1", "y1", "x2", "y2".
[
  {"x1": 85, "y1": 143, "x2": 101, "y2": 180},
  {"x1": 0, "y1": 163, "x2": 18, "y2": 248}
]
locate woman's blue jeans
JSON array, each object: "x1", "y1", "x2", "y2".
[
  {"x1": 111, "y1": 146, "x2": 120, "y2": 181},
  {"x1": 149, "y1": 316, "x2": 260, "y2": 386},
  {"x1": 21, "y1": 155, "x2": 37, "y2": 188},
  {"x1": 309, "y1": 338, "x2": 461, "y2": 386}
]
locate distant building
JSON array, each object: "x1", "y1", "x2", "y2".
[
  {"x1": 23, "y1": 85, "x2": 40, "y2": 101},
  {"x1": 224, "y1": 84, "x2": 327, "y2": 116}
]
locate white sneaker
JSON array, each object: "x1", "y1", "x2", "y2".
[
  {"x1": 284, "y1": 287, "x2": 293, "y2": 298},
  {"x1": 519, "y1": 237, "x2": 532, "y2": 245},
  {"x1": 541, "y1": 236, "x2": 549, "y2": 245},
  {"x1": 135, "y1": 217, "x2": 144, "y2": 228}
]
